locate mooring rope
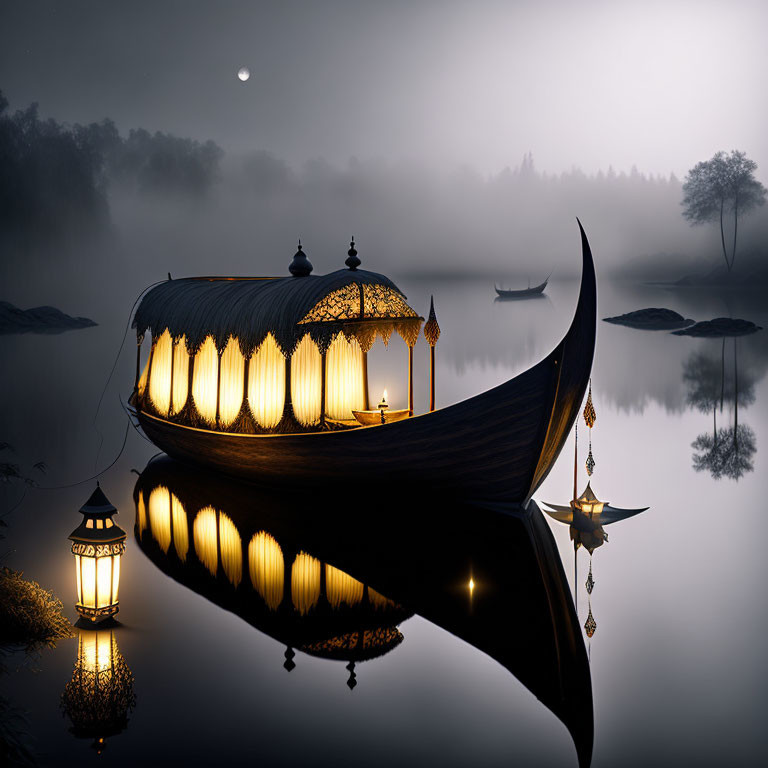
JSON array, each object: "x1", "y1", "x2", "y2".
[{"x1": 6, "y1": 279, "x2": 165, "y2": 498}]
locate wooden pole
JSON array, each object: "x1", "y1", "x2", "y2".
[
  {"x1": 573, "y1": 422, "x2": 578, "y2": 500},
  {"x1": 188, "y1": 351, "x2": 195, "y2": 417},
  {"x1": 423, "y1": 296, "x2": 440, "y2": 415},
  {"x1": 169, "y1": 338, "x2": 175, "y2": 416},
  {"x1": 408, "y1": 344, "x2": 414, "y2": 416},
  {"x1": 243, "y1": 352, "x2": 251, "y2": 428},
  {"x1": 320, "y1": 350, "x2": 327, "y2": 425},
  {"x1": 145, "y1": 339, "x2": 156, "y2": 411},
  {"x1": 283, "y1": 354, "x2": 294, "y2": 422},
  {"x1": 429, "y1": 344, "x2": 436, "y2": 412},
  {"x1": 362, "y1": 350, "x2": 370, "y2": 410},
  {"x1": 574, "y1": 547, "x2": 578, "y2": 614},
  {"x1": 215, "y1": 349, "x2": 223, "y2": 429},
  {"x1": 134, "y1": 335, "x2": 142, "y2": 395}
]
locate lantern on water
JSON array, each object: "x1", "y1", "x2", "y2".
[{"x1": 69, "y1": 485, "x2": 126, "y2": 623}]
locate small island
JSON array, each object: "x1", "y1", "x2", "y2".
[
  {"x1": 603, "y1": 308, "x2": 694, "y2": 331},
  {"x1": 671, "y1": 317, "x2": 763, "y2": 337},
  {"x1": 0, "y1": 301, "x2": 96, "y2": 335}
]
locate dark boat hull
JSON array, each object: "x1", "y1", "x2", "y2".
[
  {"x1": 134, "y1": 457, "x2": 593, "y2": 767},
  {"x1": 136, "y1": 223, "x2": 596, "y2": 505},
  {"x1": 495, "y1": 278, "x2": 548, "y2": 298}
]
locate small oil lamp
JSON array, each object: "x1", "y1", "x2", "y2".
[
  {"x1": 69, "y1": 484, "x2": 127, "y2": 623},
  {"x1": 377, "y1": 389, "x2": 389, "y2": 424}
]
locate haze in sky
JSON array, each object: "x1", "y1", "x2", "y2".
[{"x1": 1, "y1": 0, "x2": 766, "y2": 180}]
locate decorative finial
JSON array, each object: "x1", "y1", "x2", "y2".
[
  {"x1": 289, "y1": 240, "x2": 313, "y2": 277},
  {"x1": 283, "y1": 646, "x2": 296, "y2": 672},
  {"x1": 345, "y1": 237, "x2": 361, "y2": 270},
  {"x1": 346, "y1": 661, "x2": 357, "y2": 690},
  {"x1": 423, "y1": 296, "x2": 441, "y2": 346}
]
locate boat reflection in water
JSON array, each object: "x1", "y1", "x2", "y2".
[
  {"x1": 134, "y1": 456, "x2": 594, "y2": 767},
  {"x1": 60, "y1": 629, "x2": 136, "y2": 754}
]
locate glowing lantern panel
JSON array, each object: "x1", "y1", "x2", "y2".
[
  {"x1": 70, "y1": 486, "x2": 127, "y2": 623},
  {"x1": 291, "y1": 335, "x2": 321, "y2": 426},
  {"x1": 291, "y1": 552, "x2": 320, "y2": 615},
  {"x1": 192, "y1": 336, "x2": 219, "y2": 424},
  {"x1": 249, "y1": 531, "x2": 284, "y2": 610},
  {"x1": 218, "y1": 336, "x2": 245, "y2": 426},
  {"x1": 248, "y1": 334, "x2": 285, "y2": 428},
  {"x1": 148, "y1": 329, "x2": 173, "y2": 416},
  {"x1": 325, "y1": 334, "x2": 365, "y2": 420},
  {"x1": 171, "y1": 335, "x2": 189, "y2": 414}
]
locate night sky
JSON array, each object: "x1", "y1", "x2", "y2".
[{"x1": 2, "y1": 0, "x2": 766, "y2": 179}]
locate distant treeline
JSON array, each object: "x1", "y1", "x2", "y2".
[{"x1": 0, "y1": 90, "x2": 223, "y2": 252}]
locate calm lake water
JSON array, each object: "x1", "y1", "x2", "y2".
[{"x1": 1, "y1": 270, "x2": 766, "y2": 767}]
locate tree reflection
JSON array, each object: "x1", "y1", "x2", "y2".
[
  {"x1": 686, "y1": 338, "x2": 756, "y2": 480},
  {"x1": 692, "y1": 425, "x2": 756, "y2": 480}
]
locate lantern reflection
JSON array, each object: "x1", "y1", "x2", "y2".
[{"x1": 60, "y1": 630, "x2": 136, "y2": 754}]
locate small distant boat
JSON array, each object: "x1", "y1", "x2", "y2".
[{"x1": 495, "y1": 276, "x2": 549, "y2": 299}]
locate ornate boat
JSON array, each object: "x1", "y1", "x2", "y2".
[
  {"x1": 133, "y1": 456, "x2": 594, "y2": 766},
  {"x1": 494, "y1": 276, "x2": 549, "y2": 298},
  {"x1": 128, "y1": 222, "x2": 596, "y2": 506}
]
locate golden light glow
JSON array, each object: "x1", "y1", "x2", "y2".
[
  {"x1": 171, "y1": 335, "x2": 189, "y2": 414},
  {"x1": 148, "y1": 329, "x2": 173, "y2": 416},
  {"x1": 291, "y1": 551, "x2": 320, "y2": 615},
  {"x1": 193, "y1": 506, "x2": 219, "y2": 576},
  {"x1": 137, "y1": 491, "x2": 148, "y2": 537},
  {"x1": 111, "y1": 556, "x2": 120, "y2": 604},
  {"x1": 75, "y1": 549, "x2": 121, "y2": 617},
  {"x1": 325, "y1": 334, "x2": 366, "y2": 420},
  {"x1": 218, "y1": 336, "x2": 245, "y2": 427},
  {"x1": 138, "y1": 358, "x2": 149, "y2": 397},
  {"x1": 61, "y1": 630, "x2": 136, "y2": 749},
  {"x1": 81, "y1": 629, "x2": 114, "y2": 672},
  {"x1": 248, "y1": 333, "x2": 285, "y2": 428},
  {"x1": 248, "y1": 531, "x2": 284, "y2": 610},
  {"x1": 192, "y1": 336, "x2": 219, "y2": 423},
  {"x1": 75, "y1": 554, "x2": 83, "y2": 604},
  {"x1": 291, "y1": 334, "x2": 321, "y2": 426},
  {"x1": 96, "y1": 557, "x2": 112, "y2": 608},
  {"x1": 148, "y1": 486, "x2": 172, "y2": 554},
  {"x1": 81, "y1": 556, "x2": 96, "y2": 607},
  {"x1": 171, "y1": 493, "x2": 189, "y2": 561},
  {"x1": 368, "y1": 586, "x2": 396, "y2": 610},
  {"x1": 469, "y1": 578, "x2": 475, "y2": 593},
  {"x1": 325, "y1": 564, "x2": 364, "y2": 608},
  {"x1": 218, "y1": 511, "x2": 242, "y2": 587}
]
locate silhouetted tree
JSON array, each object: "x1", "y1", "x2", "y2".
[
  {"x1": 0, "y1": 90, "x2": 109, "y2": 251},
  {"x1": 681, "y1": 151, "x2": 766, "y2": 272}
]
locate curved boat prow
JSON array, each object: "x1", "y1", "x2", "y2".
[{"x1": 523, "y1": 219, "x2": 597, "y2": 504}]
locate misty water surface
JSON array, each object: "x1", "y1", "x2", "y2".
[{"x1": 1, "y1": 269, "x2": 766, "y2": 767}]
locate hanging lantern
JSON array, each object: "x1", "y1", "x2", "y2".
[
  {"x1": 69, "y1": 484, "x2": 127, "y2": 623},
  {"x1": 583, "y1": 380, "x2": 596, "y2": 428}
]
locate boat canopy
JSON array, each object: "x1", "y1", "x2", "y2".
[
  {"x1": 133, "y1": 267, "x2": 422, "y2": 357},
  {"x1": 131, "y1": 243, "x2": 428, "y2": 433}
]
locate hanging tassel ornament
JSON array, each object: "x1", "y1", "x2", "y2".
[
  {"x1": 585, "y1": 559, "x2": 595, "y2": 595},
  {"x1": 583, "y1": 380, "x2": 596, "y2": 428},
  {"x1": 583, "y1": 379, "x2": 596, "y2": 476},
  {"x1": 584, "y1": 601, "x2": 597, "y2": 638}
]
